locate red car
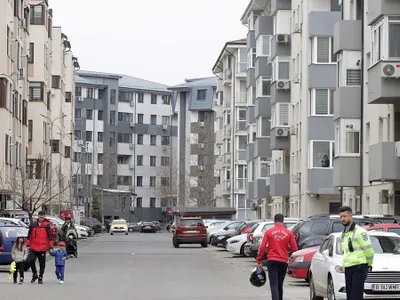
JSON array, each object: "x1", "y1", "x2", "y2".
[
  {"x1": 288, "y1": 246, "x2": 319, "y2": 282},
  {"x1": 365, "y1": 223, "x2": 400, "y2": 235},
  {"x1": 172, "y1": 217, "x2": 207, "y2": 248}
]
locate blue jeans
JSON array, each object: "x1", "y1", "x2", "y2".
[
  {"x1": 55, "y1": 265, "x2": 65, "y2": 281},
  {"x1": 266, "y1": 260, "x2": 288, "y2": 300}
]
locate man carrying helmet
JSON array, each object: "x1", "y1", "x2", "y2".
[{"x1": 256, "y1": 214, "x2": 298, "y2": 300}]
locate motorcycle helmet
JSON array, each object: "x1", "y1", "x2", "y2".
[{"x1": 250, "y1": 266, "x2": 266, "y2": 287}]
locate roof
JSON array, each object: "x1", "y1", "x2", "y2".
[
  {"x1": 169, "y1": 76, "x2": 217, "y2": 90},
  {"x1": 77, "y1": 70, "x2": 122, "y2": 79},
  {"x1": 240, "y1": 0, "x2": 267, "y2": 24},
  {"x1": 119, "y1": 74, "x2": 171, "y2": 93},
  {"x1": 212, "y1": 38, "x2": 247, "y2": 73}
]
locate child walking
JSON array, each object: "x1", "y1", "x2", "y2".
[
  {"x1": 11, "y1": 235, "x2": 28, "y2": 284},
  {"x1": 50, "y1": 241, "x2": 69, "y2": 284}
]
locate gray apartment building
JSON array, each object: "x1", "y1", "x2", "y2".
[{"x1": 74, "y1": 71, "x2": 176, "y2": 222}]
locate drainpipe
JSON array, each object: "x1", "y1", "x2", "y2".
[{"x1": 359, "y1": 0, "x2": 365, "y2": 214}]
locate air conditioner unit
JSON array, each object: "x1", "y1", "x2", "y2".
[
  {"x1": 162, "y1": 124, "x2": 168, "y2": 130},
  {"x1": 275, "y1": 127, "x2": 289, "y2": 137},
  {"x1": 293, "y1": 23, "x2": 302, "y2": 33},
  {"x1": 198, "y1": 166, "x2": 204, "y2": 171},
  {"x1": 199, "y1": 122, "x2": 204, "y2": 127},
  {"x1": 276, "y1": 34, "x2": 290, "y2": 44},
  {"x1": 381, "y1": 63, "x2": 400, "y2": 78},
  {"x1": 78, "y1": 140, "x2": 84, "y2": 146},
  {"x1": 130, "y1": 122, "x2": 135, "y2": 128},
  {"x1": 77, "y1": 96, "x2": 83, "y2": 102},
  {"x1": 129, "y1": 143, "x2": 134, "y2": 149},
  {"x1": 277, "y1": 80, "x2": 290, "y2": 90},
  {"x1": 226, "y1": 68, "x2": 232, "y2": 78},
  {"x1": 290, "y1": 125, "x2": 297, "y2": 135},
  {"x1": 378, "y1": 189, "x2": 390, "y2": 204},
  {"x1": 199, "y1": 143, "x2": 205, "y2": 149},
  {"x1": 78, "y1": 184, "x2": 83, "y2": 189},
  {"x1": 129, "y1": 164, "x2": 134, "y2": 170},
  {"x1": 130, "y1": 101, "x2": 135, "y2": 107}
]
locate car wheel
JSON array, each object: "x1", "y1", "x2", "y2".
[
  {"x1": 201, "y1": 241, "x2": 208, "y2": 248},
  {"x1": 327, "y1": 275, "x2": 336, "y2": 300},
  {"x1": 125, "y1": 232, "x2": 128, "y2": 235},
  {"x1": 110, "y1": 232, "x2": 113, "y2": 235},
  {"x1": 240, "y1": 243, "x2": 246, "y2": 256},
  {"x1": 310, "y1": 275, "x2": 323, "y2": 300},
  {"x1": 173, "y1": 239, "x2": 180, "y2": 248},
  {"x1": 128, "y1": 228, "x2": 134, "y2": 233}
]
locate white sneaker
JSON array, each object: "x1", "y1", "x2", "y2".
[{"x1": 59, "y1": 280, "x2": 64, "y2": 284}]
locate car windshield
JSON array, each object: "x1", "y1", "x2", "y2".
[
  {"x1": 261, "y1": 223, "x2": 274, "y2": 232},
  {"x1": 336, "y1": 235, "x2": 400, "y2": 255},
  {"x1": 0, "y1": 227, "x2": 28, "y2": 238},
  {"x1": 180, "y1": 219, "x2": 203, "y2": 227},
  {"x1": 209, "y1": 222, "x2": 224, "y2": 227},
  {"x1": 249, "y1": 223, "x2": 260, "y2": 233},
  {"x1": 112, "y1": 221, "x2": 126, "y2": 225}
]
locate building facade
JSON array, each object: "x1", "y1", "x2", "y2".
[{"x1": 74, "y1": 71, "x2": 176, "y2": 222}]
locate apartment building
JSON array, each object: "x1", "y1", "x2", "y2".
[
  {"x1": 334, "y1": 0, "x2": 400, "y2": 215},
  {"x1": 74, "y1": 71, "x2": 176, "y2": 221},
  {"x1": 212, "y1": 39, "x2": 254, "y2": 220},
  {"x1": 241, "y1": 0, "x2": 342, "y2": 218},
  {"x1": 169, "y1": 77, "x2": 218, "y2": 211}
]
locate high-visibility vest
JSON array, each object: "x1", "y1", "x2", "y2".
[{"x1": 341, "y1": 224, "x2": 374, "y2": 268}]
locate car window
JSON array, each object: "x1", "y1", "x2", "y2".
[
  {"x1": 249, "y1": 223, "x2": 259, "y2": 233},
  {"x1": 387, "y1": 228, "x2": 400, "y2": 235},
  {"x1": 319, "y1": 237, "x2": 330, "y2": 252},
  {"x1": 226, "y1": 222, "x2": 241, "y2": 229},
  {"x1": 0, "y1": 227, "x2": 28, "y2": 238},
  {"x1": 310, "y1": 222, "x2": 329, "y2": 235},
  {"x1": 336, "y1": 235, "x2": 400, "y2": 255},
  {"x1": 180, "y1": 219, "x2": 203, "y2": 227},
  {"x1": 369, "y1": 228, "x2": 384, "y2": 232},
  {"x1": 261, "y1": 223, "x2": 274, "y2": 232},
  {"x1": 143, "y1": 222, "x2": 153, "y2": 225},
  {"x1": 332, "y1": 222, "x2": 345, "y2": 233},
  {"x1": 284, "y1": 222, "x2": 297, "y2": 228}
]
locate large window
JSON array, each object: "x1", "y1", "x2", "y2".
[
  {"x1": 30, "y1": 4, "x2": 45, "y2": 25},
  {"x1": 256, "y1": 35, "x2": 271, "y2": 57},
  {"x1": 118, "y1": 133, "x2": 132, "y2": 143},
  {"x1": 271, "y1": 103, "x2": 289, "y2": 127},
  {"x1": 312, "y1": 37, "x2": 336, "y2": 64},
  {"x1": 118, "y1": 91, "x2": 133, "y2": 102},
  {"x1": 272, "y1": 58, "x2": 290, "y2": 81},
  {"x1": 335, "y1": 119, "x2": 360, "y2": 156},
  {"x1": 257, "y1": 117, "x2": 271, "y2": 137},
  {"x1": 29, "y1": 82, "x2": 44, "y2": 101},
  {"x1": 256, "y1": 78, "x2": 271, "y2": 97},
  {"x1": 309, "y1": 140, "x2": 335, "y2": 168},
  {"x1": 257, "y1": 157, "x2": 270, "y2": 178},
  {"x1": 371, "y1": 16, "x2": 400, "y2": 65},
  {"x1": 197, "y1": 90, "x2": 206, "y2": 100},
  {"x1": 247, "y1": 48, "x2": 256, "y2": 68},
  {"x1": 310, "y1": 89, "x2": 334, "y2": 116}
]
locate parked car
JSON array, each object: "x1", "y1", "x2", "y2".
[
  {"x1": 152, "y1": 221, "x2": 162, "y2": 231},
  {"x1": 140, "y1": 222, "x2": 157, "y2": 233},
  {"x1": 226, "y1": 233, "x2": 249, "y2": 256},
  {"x1": 16, "y1": 216, "x2": 59, "y2": 240},
  {"x1": 210, "y1": 230, "x2": 237, "y2": 248},
  {"x1": 288, "y1": 246, "x2": 319, "y2": 283},
  {"x1": 365, "y1": 223, "x2": 400, "y2": 235},
  {"x1": 172, "y1": 217, "x2": 207, "y2": 248},
  {"x1": 46, "y1": 216, "x2": 89, "y2": 239},
  {"x1": 0, "y1": 225, "x2": 29, "y2": 265},
  {"x1": 0, "y1": 217, "x2": 28, "y2": 228},
  {"x1": 207, "y1": 221, "x2": 245, "y2": 243},
  {"x1": 309, "y1": 231, "x2": 400, "y2": 300},
  {"x1": 110, "y1": 219, "x2": 128, "y2": 235},
  {"x1": 81, "y1": 217, "x2": 102, "y2": 233},
  {"x1": 205, "y1": 220, "x2": 226, "y2": 229}
]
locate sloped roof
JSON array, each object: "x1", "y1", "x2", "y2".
[
  {"x1": 169, "y1": 76, "x2": 217, "y2": 90},
  {"x1": 119, "y1": 74, "x2": 171, "y2": 93},
  {"x1": 212, "y1": 38, "x2": 247, "y2": 72}
]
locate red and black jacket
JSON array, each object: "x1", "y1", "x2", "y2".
[{"x1": 26, "y1": 218, "x2": 54, "y2": 252}]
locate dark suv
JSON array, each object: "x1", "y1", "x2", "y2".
[
  {"x1": 173, "y1": 217, "x2": 207, "y2": 248},
  {"x1": 291, "y1": 214, "x2": 380, "y2": 249}
]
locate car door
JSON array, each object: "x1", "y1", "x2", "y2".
[
  {"x1": 312, "y1": 237, "x2": 330, "y2": 293},
  {"x1": 318, "y1": 237, "x2": 334, "y2": 295}
]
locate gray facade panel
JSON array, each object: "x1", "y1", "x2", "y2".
[
  {"x1": 247, "y1": 68, "x2": 256, "y2": 87},
  {"x1": 308, "y1": 65, "x2": 337, "y2": 89},
  {"x1": 117, "y1": 122, "x2": 134, "y2": 134},
  {"x1": 369, "y1": 142, "x2": 400, "y2": 182},
  {"x1": 270, "y1": 129, "x2": 290, "y2": 150},
  {"x1": 255, "y1": 57, "x2": 272, "y2": 79},
  {"x1": 270, "y1": 173, "x2": 290, "y2": 197},
  {"x1": 255, "y1": 15, "x2": 274, "y2": 38},
  {"x1": 247, "y1": 31, "x2": 256, "y2": 50},
  {"x1": 368, "y1": 61, "x2": 400, "y2": 104},
  {"x1": 334, "y1": 87, "x2": 361, "y2": 120},
  {"x1": 271, "y1": 36, "x2": 291, "y2": 61},
  {"x1": 368, "y1": 0, "x2": 400, "y2": 25},
  {"x1": 246, "y1": 143, "x2": 254, "y2": 161},
  {"x1": 333, "y1": 20, "x2": 362, "y2": 53},
  {"x1": 308, "y1": 11, "x2": 341, "y2": 37},
  {"x1": 255, "y1": 96, "x2": 271, "y2": 118},
  {"x1": 246, "y1": 106, "x2": 256, "y2": 125},
  {"x1": 308, "y1": 117, "x2": 335, "y2": 140},
  {"x1": 254, "y1": 137, "x2": 271, "y2": 158},
  {"x1": 246, "y1": 181, "x2": 255, "y2": 200},
  {"x1": 270, "y1": 86, "x2": 290, "y2": 105},
  {"x1": 189, "y1": 86, "x2": 214, "y2": 111},
  {"x1": 178, "y1": 92, "x2": 187, "y2": 206},
  {"x1": 254, "y1": 179, "x2": 269, "y2": 199},
  {"x1": 333, "y1": 156, "x2": 360, "y2": 187},
  {"x1": 307, "y1": 169, "x2": 338, "y2": 195},
  {"x1": 271, "y1": 0, "x2": 291, "y2": 15}
]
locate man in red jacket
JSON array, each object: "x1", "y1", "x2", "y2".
[
  {"x1": 257, "y1": 214, "x2": 298, "y2": 300},
  {"x1": 26, "y1": 211, "x2": 54, "y2": 284}
]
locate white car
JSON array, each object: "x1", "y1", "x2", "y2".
[
  {"x1": 226, "y1": 234, "x2": 248, "y2": 256},
  {"x1": 310, "y1": 231, "x2": 400, "y2": 300},
  {"x1": 207, "y1": 221, "x2": 243, "y2": 243},
  {"x1": 0, "y1": 217, "x2": 29, "y2": 228}
]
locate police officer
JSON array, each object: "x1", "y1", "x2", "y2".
[{"x1": 339, "y1": 206, "x2": 374, "y2": 300}]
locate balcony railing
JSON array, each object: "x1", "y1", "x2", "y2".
[
  {"x1": 235, "y1": 179, "x2": 246, "y2": 191},
  {"x1": 236, "y1": 149, "x2": 246, "y2": 161},
  {"x1": 236, "y1": 120, "x2": 247, "y2": 131}
]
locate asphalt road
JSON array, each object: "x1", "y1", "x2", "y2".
[{"x1": 0, "y1": 232, "x2": 309, "y2": 300}]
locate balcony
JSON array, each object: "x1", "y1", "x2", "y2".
[
  {"x1": 368, "y1": 0, "x2": 400, "y2": 25},
  {"x1": 270, "y1": 173, "x2": 290, "y2": 197},
  {"x1": 254, "y1": 137, "x2": 271, "y2": 158},
  {"x1": 246, "y1": 181, "x2": 255, "y2": 200},
  {"x1": 246, "y1": 106, "x2": 255, "y2": 125},
  {"x1": 254, "y1": 179, "x2": 269, "y2": 199},
  {"x1": 333, "y1": 20, "x2": 362, "y2": 54},
  {"x1": 270, "y1": 35, "x2": 291, "y2": 61},
  {"x1": 255, "y1": 57, "x2": 272, "y2": 79},
  {"x1": 235, "y1": 92, "x2": 247, "y2": 105},
  {"x1": 308, "y1": 11, "x2": 341, "y2": 37},
  {"x1": 369, "y1": 142, "x2": 400, "y2": 182},
  {"x1": 308, "y1": 117, "x2": 334, "y2": 140},
  {"x1": 255, "y1": 15, "x2": 273, "y2": 39},
  {"x1": 236, "y1": 120, "x2": 247, "y2": 132},
  {"x1": 223, "y1": 68, "x2": 232, "y2": 86},
  {"x1": 223, "y1": 152, "x2": 231, "y2": 165},
  {"x1": 270, "y1": 128, "x2": 290, "y2": 150},
  {"x1": 247, "y1": 30, "x2": 256, "y2": 50},
  {"x1": 247, "y1": 68, "x2": 256, "y2": 87},
  {"x1": 307, "y1": 169, "x2": 338, "y2": 195},
  {"x1": 368, "y1": 61, "x2": 400, "y2": 104},
  {"x1": 308, "y1": 64, "x2": 337, "y2": 89},
  {"x1": 237, "y1": 62, "x2": 247, "y2": 75},
  {"x1": 246, "y1": 143, "x2": 254, "y2": 161},
  {"x1": 333, "y1": 156, "x2": 360, "y2": 187},
  {"x1": 236, "y1": 149, "x2": 246, "y2": 161},
  {"x1": 270, "y1": 0, "x2": 291, "y2": 15},
  {"x1": 223, "y1": 124, "x2": 231, "y2": 139},
  {"x1": 255, "y1": 97, "x2": 271, "y2": 118},
  {"x1": 235, "y1": 179, "x2": 246, "y2": 192},
  {"x1": 334, "y1": 87, "x2": 361, "y2": 120}
]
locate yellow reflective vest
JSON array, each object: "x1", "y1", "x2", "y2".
[{"x1": 341, "y1": 223, "x2": 374, "y2": 268}]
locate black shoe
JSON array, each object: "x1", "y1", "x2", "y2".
[
  {"x1": 13, "y1": 278, "x2": 17, "y2": 284},
  {"x1": 38, "y1": 276, "x2": 43, "y2": 284},
  {"x1": 31, "y1": 274, "x2": 38, "y2": 283},
  {"x1": 19, "y1": 278, "x2": 24, "y2": 284}
]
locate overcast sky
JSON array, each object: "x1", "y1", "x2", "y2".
[{"x1": 51, "y1": 0, "x2": 248, "y2": 86}]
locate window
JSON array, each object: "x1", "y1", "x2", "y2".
[
  {"x1": 98, "y1": 110, "x2": 103, "y2": 120},
  {"x1": 162, "y1": 95, "x2": 170, "y2": 104},
  {"x1": 137, "y1": 134, "x2": 143, "y2": 144},
  {"x1": 136, "y1": 197, "x2": 142, "y2": 208},
  {"x1": 29, "y1": 82, "x2": 44, "y2": 101},
  {"x1": 87, "y1": 88, "x2": 94, "y2": 99},
  {"x1": 86, "y1": 131, "x2": 92, "y2": 142},
  {"x1": 197, "y1": 90, "x2": 206, "y2": 100},
  {"x1": 198, "y1": 155, "x2": 207, "y2": 166},
  {"x1": 51, "y1": 140, "x2": 59, "y2": 153},
  {"x1": 198, "y1": 111, "x2": 207, "y2": 122},
  {"x1": 256, "y1": 78, "x2": 271, "y2": 97},
  {"x1": 86, "y1": 109, "x2": 93, "y2": 120},
  {"x1": 371, "y1": 20, "x2": 383, "y2": 65},
  {"x1": 150, "y1": 156, "x2": 156, "y2": 166},
  {"x1": 271, "y1": 103, "x2": 289, "y2": 127},
  {"x1": 312, "y1": 37, "x2": 336, "y2": 63},
  {"x1": 138, "y1": 93, "x2": 144, "y2": 103},
  {"x1": 310, "y1": 140, "x2": 335, "y2": 168},
  {"x1": 75, "y1": 130, "x2": 81, "y2": 140},
  {"x1": 117, "y1": 176, "x2": 132, "y2": 186},
  {"x1": 64, "y1": 146, "x2": 71, "y2": 158},
  {"x1": 109, "y1": 89, "x2": 116, "y2": 104},
  {"x1": 118, "y1": 112, "x2": 133, "y2": 122},
  {"x1": 110, "y1": 111, "x2": 116, "y2": 125},
  {"x1": 118, "y1": 91, "x2": 133, "y2": 102},
  {"x1": 65, "y1": 92, "x2": 71, "y2": 103},
  {"x1": 161, "y1": 177, "x2": 169, "y2": 186},
  {"x1": 150, "y1": 115, "x2": 157, "y2": 125},
  {"x1": 150, "y1": 135, "x2": 156, "y2": 145},
  {"x1": 162, "y1": 116, "x2": 170, "y2": 125},
  {"x1": 151, "y1": 94, "x2": 157, "y2": 104},
  {"x1": 30, "y1": 4, "x2": 45, "y2": 25},
  {"x1": 150, "y1": 177, "x2": 156, "y2": 187},
  {"x1": 52, "y1": 76, "x2": 61, "y2": 89},
  {"x1": 258, "y1": 117, "x2": 271, "y2": 137},
  {"x1": 28, "y1": 43, "x2": 34, "y2": 63},
  {"x1": 310, "y1": 89, "x2": 334, "y2": 116},
  {"x1": 137, "y1": 155, "x2": 143, "y2": 166},
  {"x1": 389, "y1": 16, "x2": 400, "y2": 58},
  {"x1": 161, "y1": 136, "x2": 170, "y2": 145},
  {"x1": 335, "y1": 119, "x2": 360, "y2": 155},
  {"x1": 118, "y1": 133, "x2": 132, "y2": 143},
  {"x1": 97, "y1": 132, "x2": 103, "y2": 142},
  {"x1": 22, "y1": 100, "x2": 27, "y2": 125},
  {"x1": 0, "y1": 78, "x2": 7, "y2": 108},
  {"x1": 109, "y1": 132, "x2": 115, "y2": 147},
  {"x1": 28, "y1": 120, "x2": 33, "y2": 141},
  {"x1": 137, "y1": 114, "x2": 143, "y2": 124},
  {"x1": 346, "y1": 69, "x2": 361, "y2": 86},
  {"x1": 259, "y1": 158, "x2": 270, "y2": 178},
  {"x1": 150, "y1": 198, "x2": 156, "y2": 208},
  {"x1": 256, "y1": 35, "x2": 270, "y2": 57},
  {"x1": 247, "y1": 48, "x2": 256, "y2": 68},
  {"x1": 75, "y1": 87, "x2": 82, "y2": 97},
  {"x1": 136, "y1": 176, "x2": 143, "y2": 187},
  {"x1": 161, "y1": 156, "x2": 170, "y2": 166},
  {"x1": 273, "y1": 59, "x2": 290, "y2": 81},
  {"x1": 310, "y1": 222, "x2": 329, "y2": 235}
]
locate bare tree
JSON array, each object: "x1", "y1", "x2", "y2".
[
  {"x1": 155, "y1": 155, "x2": 179, "y2": 211},
  {"x1": 0, "y1": 153, "x2": 72, "y2": 222}
]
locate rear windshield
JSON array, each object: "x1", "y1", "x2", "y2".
[
  {"x1": 112, "y1": 221, "x2": 126, "y2": 225},
  {"x1": 0, "y1": 227, "x2": 28, "y2": 238},
  {"x1": 179, "y1": 219, "x2": 203, "y2": 227},
  {"x1": 249, "y1": 223, "x2": 259, "y2": 233},
  {"x1": 388, "y1": 228, "x2": 400, "y2": 236},
  {"x1": 143, "y1": 222, "x2": 153, "y2": 225}
]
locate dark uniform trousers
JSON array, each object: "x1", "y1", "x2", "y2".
[{"x1": 345, "y1": 263, "x2": 368, "y2": 300}]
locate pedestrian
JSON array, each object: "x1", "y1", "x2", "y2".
[
  {"x1": 256, "y1": 214, "x2": 298, "y2": 300},
  {"x1": 339, "y1": 206, "x2": 374, "y2": 300},
  {"x1": 26, "y1": 211, "x2": 54, "y2": 284},
  {"x1": 50, "y1": 241, "x2": 69, "y2": 284},
  {"x1": 11, "y1": 235, "x2": 28, "y2": 284},
  {"x1": 61, "y1": 216, "x2": 76, "y2": 242}
]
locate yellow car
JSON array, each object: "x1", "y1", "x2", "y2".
[{"x1": 110, "y1": 219, "x2": 128, "y2": 235}]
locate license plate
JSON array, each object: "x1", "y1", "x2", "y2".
[
  {"x1": 146, "y1": 226, "x2": 151, "y2": 229},
  {"x1": 372, "y1": 284, "x2": 400, "y2": 291},
  {"x1": 186, "y1": 230, "x2": 199, "y2": 233}
]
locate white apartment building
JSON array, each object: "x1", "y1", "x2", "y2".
[{"x1": 212, "y1": 39, "x2": 254, "y2": 220}]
